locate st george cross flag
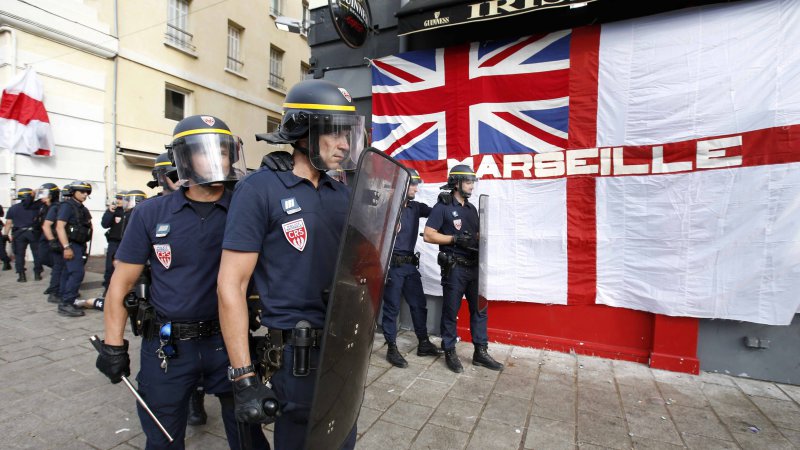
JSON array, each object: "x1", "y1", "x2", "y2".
[
  {"x1": 371, "y1": 0, "x2": 800, "y2": 325},
  {"x1": 0, "y1": 67, "x2": 55, "y2": 157}
]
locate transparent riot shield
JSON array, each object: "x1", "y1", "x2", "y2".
[
  {"x1": 478, "y1": 194, "x2": 489, "y2": 311},
  {"x1": 305, "y1": 148, "x2": 410, "y2": 450}
]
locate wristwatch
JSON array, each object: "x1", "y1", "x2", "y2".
[
  {"x1": 227, "y1": 364, "x2": 256, "y2": 381},
  {"x1": 63, "y1": 244, "x2": 70, "y2": 250}
]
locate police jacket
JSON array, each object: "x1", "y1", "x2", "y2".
[{"x1": 101, "y1": 208, "x2": 125, "y2": 241}]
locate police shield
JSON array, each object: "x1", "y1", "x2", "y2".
[
  {"x1": 305, "y1": 148, "x2": 410, "y2": 450},
  {"x1": 478, "y1": 194, "x2": 489, "y2": 311}
]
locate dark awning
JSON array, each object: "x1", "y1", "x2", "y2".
[{"x1": 396, "y1": 0, "x2": 598, "y2": 36}]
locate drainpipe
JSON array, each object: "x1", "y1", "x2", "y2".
[
  {"x1": 110, "y1": 0, "x2": 119, "y2": 197},
  {"x1": 0, "y1": 26, "x2": 17, "y2": 202}
]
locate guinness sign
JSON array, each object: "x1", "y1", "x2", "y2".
[{"x1": 329, "y1": 0, "x2": 372, "y2": 48}]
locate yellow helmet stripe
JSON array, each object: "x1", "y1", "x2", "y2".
[
  {"x1": 283, "y1": 102, "x2": 356, "y2": 112},
  {"x1": 450, "y1": 171, "x2": 476, "y2": 176},
  {"x1": 126, "y1": 193, "x2": 147, "y2": 197},
  {"x1": 154, "y1": 161, "x2": 173, "y2": 167},
  {"x1": 174, "y1": 128, "x2": 233, "y2": 139}
]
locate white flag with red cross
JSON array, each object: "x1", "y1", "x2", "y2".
[{"x1": 0, "y1": 67, "x2": 55, "y2": 157}]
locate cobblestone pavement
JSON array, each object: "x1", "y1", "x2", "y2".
[{"x1": 1, "y1": 267, "x2": 798, "y2": 449}]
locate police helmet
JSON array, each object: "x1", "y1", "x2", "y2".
[
  {"x1": 123, "y1": 189, "x2": 147, "y2": 210},
  {"x1": 36, "y1": 183, "x2": 60, "y2": 202},
  {"x1": 150, "y1": 152, "x2": 179, "y2": 192},
  {"x1": 16, "y1": 187, "x2": 34, "y2": 200},
  {"x1": 408, "y1": 169, "x2": 422, "y2": 186},
  {"x1": 167, "y1": 115, "x2": 246, "y2": 187},
  {"x1": 255, "y1": 80, "x2": 366, "y2": 172},
  {"x1": 60, "y1": 184, "x2": 72, "y2": 201},
  {"x1": 114, "y1": 190, "x2": 127, "y2": 201},
  {"x1": 443, "y1": 165, "x2": 478, "y2": 198},
  {"x1": 66, "y1": 180, "x2": 93, "y2": 196}
]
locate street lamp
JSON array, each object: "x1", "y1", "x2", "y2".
[{"x1": 274, "y1": 16, "x2": 313, "y2": 34}]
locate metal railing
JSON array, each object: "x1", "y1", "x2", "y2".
[
  {"x1": 165, "y1": 23, "x2": 196, "y2": 51},
  {"x1": 227, "y1": 56, "x2": 244, "y2": 73},
  {"x1": 269, "y1": 73, "x2": 285, "y2": 90}
]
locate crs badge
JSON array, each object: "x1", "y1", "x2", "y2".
[
  {"x1": 282, "y1": 218, "x2": 307, "y2": 252},
  {"x1": 453, "y1": 219, "x2": 462, "y2": 231},
  {"x1": 153, "y1": 244, "x2": 172, "y2": 269}
]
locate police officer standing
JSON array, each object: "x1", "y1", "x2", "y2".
[
  {"x1": 56, "y1": 181, "x2": 93, "y2": 317},
  {"x1": 101, "y1": 191, "x2": 126, "y2": 293},
  {"x1": 36, "y1": 183, "x2": 61, "y2": 296},
  {"x1": 4, "y1": 187, "x2": 44, "y2": 282},
  {"x1": 381, "y1": 169, "x2": 442, "y2": 368},
  {"x1": 43, "y1": 185, "x2": 70, "y2": 303},
  {"x1": 0, "y1": 204, "x2": 12, "y2": 271},
  {"x1": 423, "y1": 165, "x2": 504, "y2": 373},
  {"x1": 147, "y1": 152, "x2": 181, "y2": 195},
  {"x1": 218, "y1": 79, "x2": 365, "y2": 449},
  {"x1": 94, "y1": 115, "x2": 267, "y2": 450}
]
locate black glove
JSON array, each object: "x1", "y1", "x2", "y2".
[
  {"x1": 48, "y1": 239, "x2": 62, "y2": 252},
  {"x1": 233, "y1": 375, "x2": 280, "y2": 424},
  {"x1": 95, "y1": 339, "x2": 131, "y2": 384},
  {"x1": 260, "y1": 151, "x2": 294, "y2": 172},
  {"x1": 454, "y1": 232, "x2": 478, "y2": 250}
]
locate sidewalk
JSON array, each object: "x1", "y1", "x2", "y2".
[{"x1": 1, "y1": 268, "x2": 798, "y2": 449}]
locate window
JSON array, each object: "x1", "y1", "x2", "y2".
[
  {"x1": 166, "y1": 0, "x2": 194, "y2": 50},
  {"x1": 269, "y1": 46, "x2": 285, "y2": 91},
  {"x1": 227, "y1": 22, "x2": 244, "y2": 73},
  {"x1": 270, "y1": 0, "x2": 282, "y2": 16},
  {"x1": 301, "y1": 62, "x2": 313, "y2": 80},
  {"x1": 165, "y1": 86, "x2": 188, "y2": 121}
]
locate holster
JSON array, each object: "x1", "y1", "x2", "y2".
[
  {"x1": 137, "y1": 301, "x2": 156, "y2": 339},
  {"x1": 437, "y1": 251, "x2": 456, "y2": 277},
  {"x1": 123, "y1": 292, "x2": 140, "y2": 336}
]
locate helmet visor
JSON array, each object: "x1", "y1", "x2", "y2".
[
  {"x1": 124, "y1": 194, "x2": 146, "y2": 210},
  {"x1": 35, "y1": 188, "x2": 51, "y2": 200},
  {"x1": 307, "y1": 114, "x2": 366, "y2": 172},
  {"x1": 172, "y1": 133, "x2": 247, "y2": 186}
]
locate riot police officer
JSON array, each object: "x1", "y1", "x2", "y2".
[
  {"x1": 36, "y1": 183, "x2": 61, "y2": 295},
  {"x1": 423, "y1": 165, "x2": 504, "y2": 373},
  {"x1": 94, "y1": 115, "x2": 267, "y2": 450},
  {"x1": 381, "y1": 169, "x2": 442, "y2": 368},
  {"x1": 218, "y1": 79, "x2": 365, "y2": 449},
  {"x1": 0, "y1": 204, "x2": 11, "y2": 271},
  {"x1": 147, "y1": 152, "x2": 181, "y2": 194},
  {"x1": 101, "y1": 191, "x2": 126, "y2": 292},
  {"x1": 42, "y1": 185, "x2": 70, "y2": 303},
  {"x1": 56, "y1": 181, "x2": 93, "y2": 317},
  {"x1": 4, "y1": 187, "x2": 43, "y2": 281}
]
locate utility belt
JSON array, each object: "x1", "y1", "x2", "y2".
[
  {"x1": 454, "y1": 256, "x2": 478, "y2": 267},
  {"x1": 391, "y1": 253, "x2": 419, "y2": 267},
  {"x1": 437, "y1": 251, "x2": 478, "y2": 276},
  {"x1": 12, "y1": 226, "x2": 34, "y2": 234},
  {"x1": 254, "y1": 322, "x2": 323, "y2": 379},
  {"x1": 144, "y1": 319, "x2": 221, "y2": 341}
]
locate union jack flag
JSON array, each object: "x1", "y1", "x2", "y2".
[{"x1": 371, "y1": 30, "x2": 571, "y2": 175}]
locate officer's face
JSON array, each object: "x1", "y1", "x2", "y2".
[
  {"x1": 74, "y1": 190, "x2": 89, "y2": 203},
  {"x1": 318, "y1": 131, "x2": 350, "y2": 170},
  {"x1": 460, "y1": 179, "x2": 475, "y2": 195},
  {"x1": 407, "y1": 183, "x2": 418, "y2": 200},
  {"x1": 192, "y1": 146, "x2": 231, "y2": 182}
]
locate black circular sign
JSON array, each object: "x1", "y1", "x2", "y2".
[{"x1": 329, "y1": 0, "x2": 371, "y2": 49}]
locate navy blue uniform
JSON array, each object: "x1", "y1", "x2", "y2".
[
  {"x1": 0, "y1": 205, "x2": 9, "y2": 265},
  {"x1": 381, "y1": 201, "x2": 432, "y2": 342},
  {"x1": 57, "y1": 198, "x2": 91, "y2": 306},
  {"x1": 223, "y1": 169, "x2": 356, "y2": 449},
  {"x1": 7, "y1": 200, "x2": 43, "y2": 274},
  {"x1": 425, "y1": 196, "x2": 487, "y2": 350},
  {"x1": 115, "y1": 188, "x2": 266, "y2": 450},
  {"x1": 101, "y1": 207, "x2": 126, "y2": 289},
  {"x1": 44, "y1": 204, "x2": 64, "y2": 294},
  {"x1": 36, "y1": 203, "x2": 55, "y2": 269}
]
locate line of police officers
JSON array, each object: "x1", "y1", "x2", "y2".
[{"x1": 92, "y1": 79, "x2": 503, "y2": 450}]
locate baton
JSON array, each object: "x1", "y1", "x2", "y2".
[{"x1": 89, "y1": 335, "x2": 174, "y2": 443}]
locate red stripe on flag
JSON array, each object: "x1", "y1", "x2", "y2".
[
  {"x1": 372, "y1": 59, "x2": 425, "y2": 83},
  {"x1": 0, "y1": 92, "x2": 51, "y2": 125},
  {"x1": 567, "y1": 25, "x2": 600, "y2": 150},
  {"x1": 478, "y1": 35, "x2": 545, "y2": 69},
  {"x1": 493, "y1": 111, "x2": 569, "y2": 149},
  {"x1": 385, "y1": 122, "x2": 437, "y2": 155}
]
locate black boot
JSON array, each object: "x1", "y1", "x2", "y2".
[
  {"x1": 473, "y1": 344, "x2": 504, "y2": 371},
  {"x1": 417, "y1": 337, "x2": 443, "y2": 357},
  {"x1": 386, "y1": 343, "x2": 408, "y2": 368},
  {"x1": 47, "y1": 294, "x2": 61, "y2": 304},
  {"x1": 444, "y1": 349, "x2": 463, "y2": 373},
  {"x1": 187, "y1": 388, "x2": 207, "y2": 426},
  {"x1": 57, "y1": 303, "x2": 85, "y2": 317},
  {"x1": 43, "y1": 286, "x2": 54, "y2": 294},
  {"x1": 17, "y1": 272, "x2": 26, "y2": 282},
  {"x1": 34, "y1": 272, "x2": 42, "y2": 281},
  {"x1": 2, "y1": 261, "x2": 10, "y2": 271}
]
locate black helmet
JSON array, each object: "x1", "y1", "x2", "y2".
[
  {"x1": 60, "y1": 184, "x2": 71, "y2": 201},
  {"x1": 407, "y1": 168, "x2": 422, "y2": 186},
  {"x1": 167, "y1": 115, "x2": 246, "y2": 187},
  {"x1": 149, "y1": 152, "x2": 180, "y2": 192},
  {"x1": 256, "y1": 79, "x2": 365, "y2": 171},
  {"x1": 16, "y1": 187, "x2": 34, "y2": 200},
  {"x1": 443, "y1": 165, "x2": 478, "y2": 198},
  {"x1": 66, "y1": 180, "x2": 93, "y2": 196},
  {"x1": 123, "y1": 189, "x2": 147, "y2": 210},
  {"x1": 114, "y1": 190, "x2": 128, "y2": 201},
  {"x1": 36, "y1": 183, "x2": 60, "y2": 202}
]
